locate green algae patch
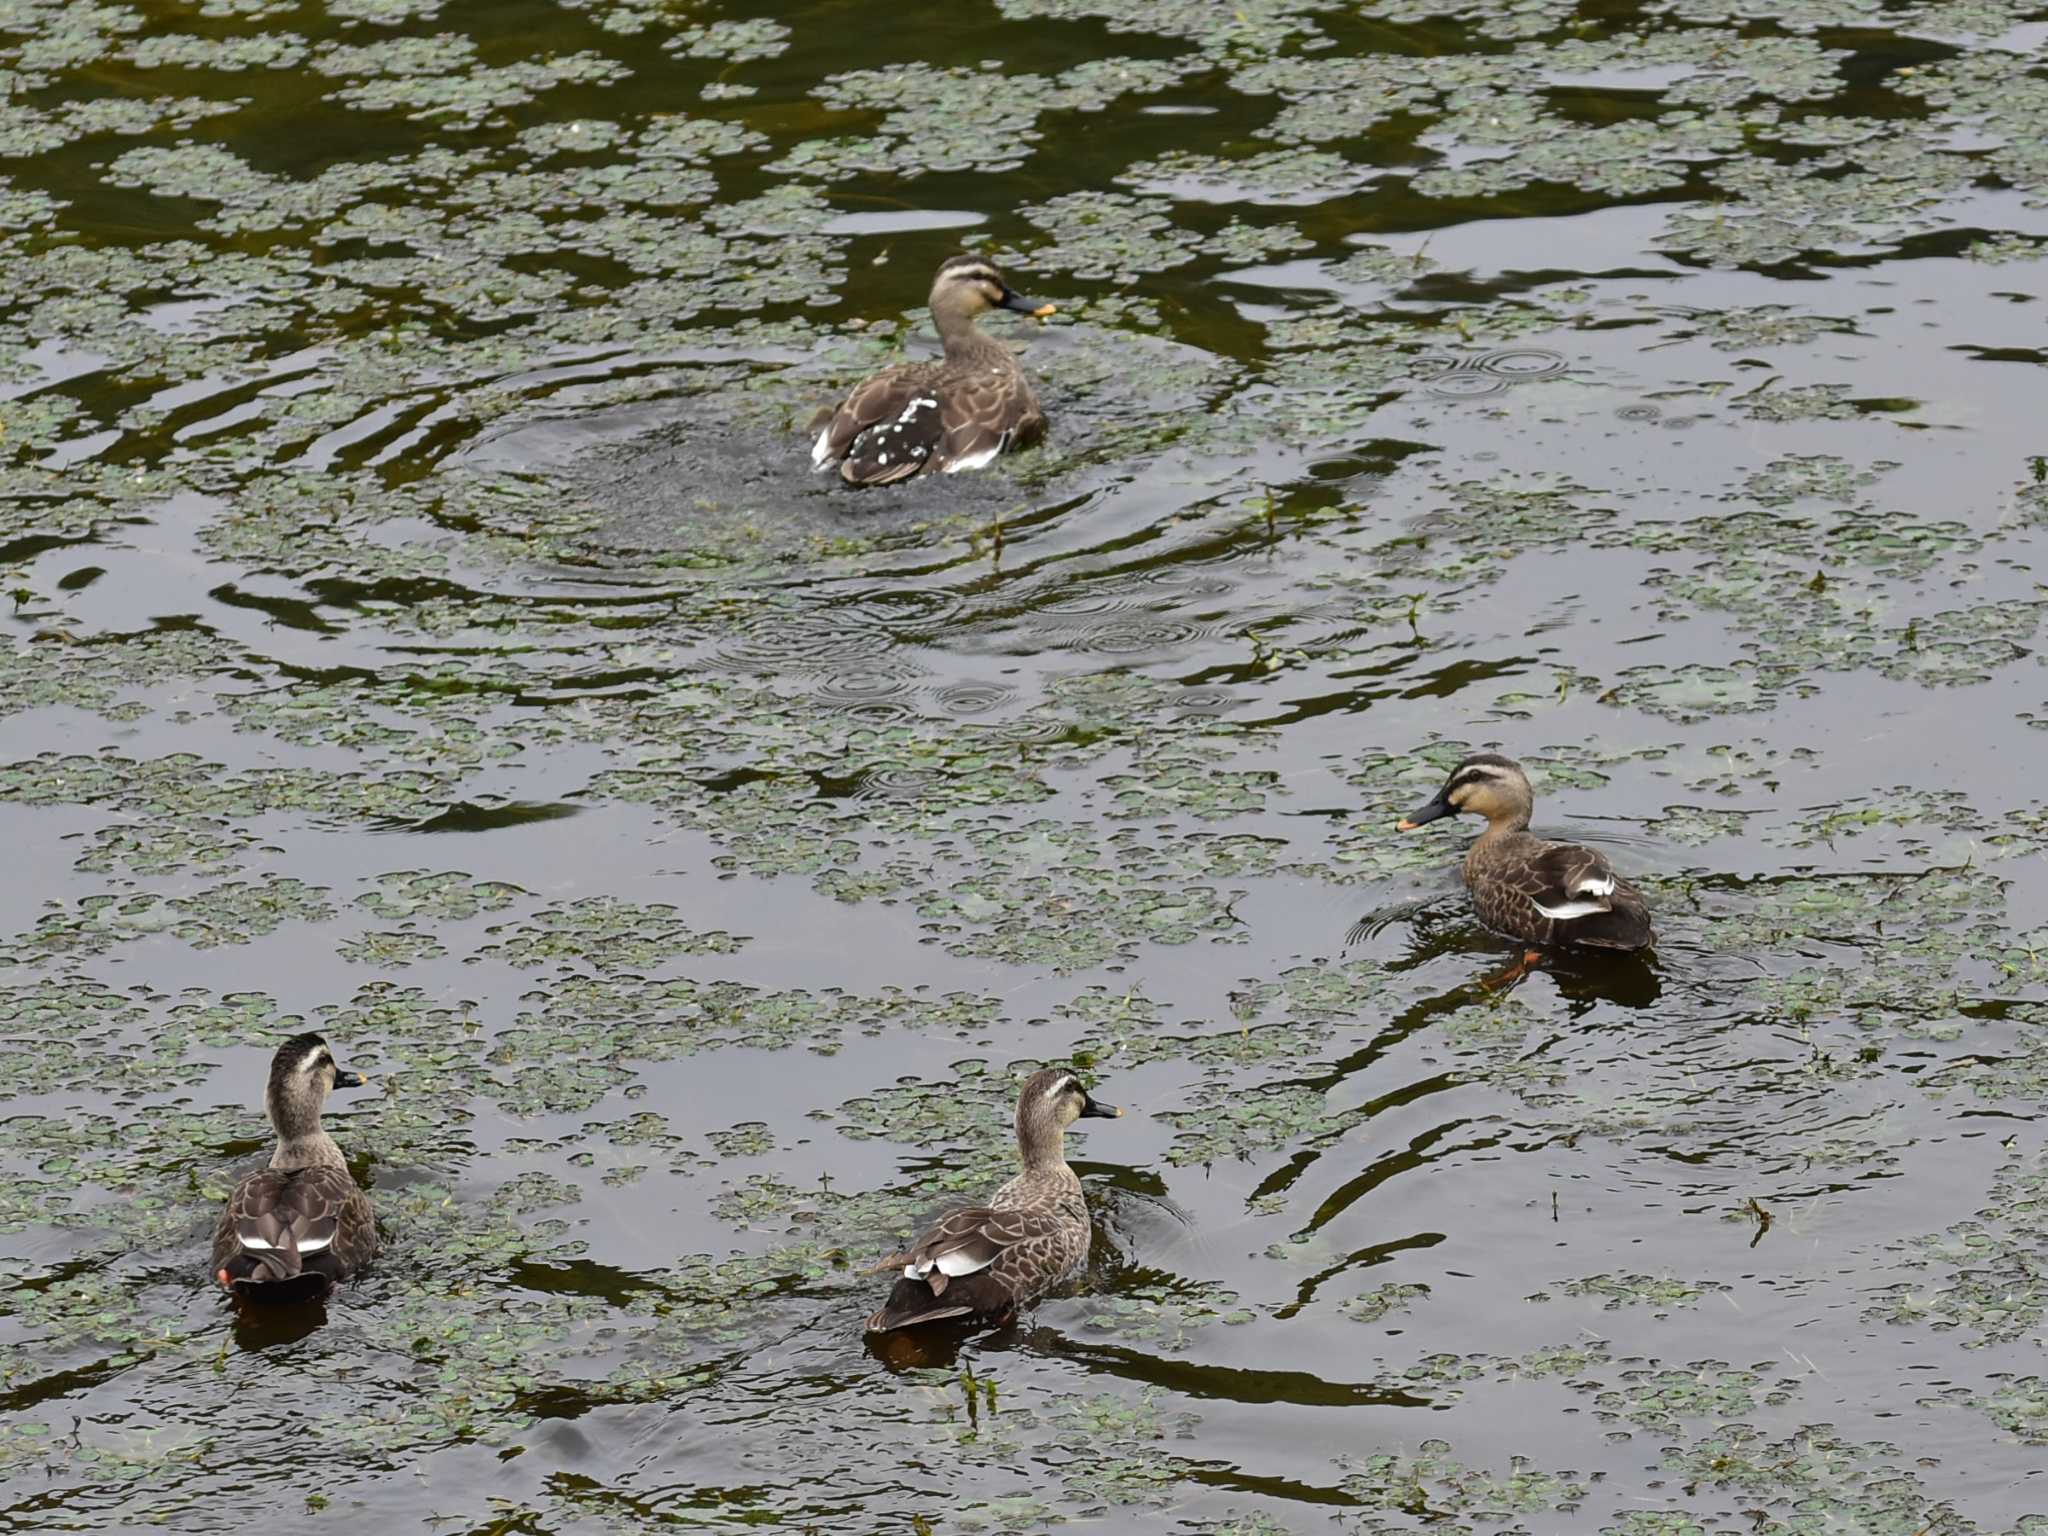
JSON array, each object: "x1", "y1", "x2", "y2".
[
  {"x1": 1162, "y1": 1081, "x2": 1365, "y2": 1166},
  {"x1": 474, "y1": 897, "x2": 749, "y2": 970},
  {"x1": 1869, "y1": 1148, "x2": 2048, "y2": 1347},
  {"x1": 1074, "y1": 1281, "x2": 1256, "y2": 1350},
  {"x1": 1341, "y1": 1282, "x2": 1430, "y2": 1324},
  {"x1": 357, "y1": 870, "x2": 525, "y2": 923},
  {"x1": 1547, "y1": 1273, "x2": 1731, "y2": 1314},
  {"x1": 3, "y1": 876, "x2": 336, "y2": 964},
  {"x1": 1340, "y1": 1442, "x2": 1588, "y2": 1523}
]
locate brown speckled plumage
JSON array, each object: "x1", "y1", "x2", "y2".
[
  {"x1": 811, "y1": 255, "x2": 1052, "y2": 487},
  {"x1": 866, "y1": 1068, "x2": 1121, "y2": 1332},
  {"x1": 211, "y1": 1032, "x2": 377, "y2": 1304},
  {"x1": 1399, "y1": 752, "x2": 1654, "y2": 952}
]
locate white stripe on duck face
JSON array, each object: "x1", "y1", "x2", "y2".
[
  {"x1": 1449, "y1": 764, "x2": 1509, "y2": 791},
  {"x1": 1041, "y1": 1073, "x2": 1079, "y2": 1103}
]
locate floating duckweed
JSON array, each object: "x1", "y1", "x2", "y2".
[
  {"x1": 665, "y1": 18, "x2": 789, "y2": 60},
  {"x1": 1591, "y1": 1360, "x2": 1802, "y2": 1431},
  {"x1": 3, "y1": 875, "x2": 335, "y2": 964},
  {"x1": 1075, "y1": 1282, "x2": 1256, "y2": 1348},
  {"x1": 1869, "y1": 1149, "x2": 2048, "y2": 1343},
  {"x1": 356, "y1": 870, "x2": 525, "y2": 923},
  {"x1": 1610, "y1": 664, "x2": 1768, "y2": 722},
  {"x1": 1341, "y1": 1282, "x2": 1430, "y2": 1324},
  {"x1": 0, "y1": 0, "x2": 2045, "y2": 1521},
  {"x1": 1163, "y1": 1081, "x2": 1363, "y2": 1166},
  {"x1": 475, "y1": 897, "x2": 747, "y2": 970},
  {"x1": 1553, "y1": 1274, "x2": 1729, "y2": 1313},
  {"x1": 336, "y1": 929, "x2": 447, "y2": 967},
  {"x1": 1340, "y1": 1442, "x2": 1587, "y2": 1520},
  {"x1": 1016, "y1": 189, "x2": 1308, "y2": 282}
]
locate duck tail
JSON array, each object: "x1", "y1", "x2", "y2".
[
  {"x1": 236, "y1": 1213, "x2": 304, "y2": 1281},
  {"x1": 867, "y1": 1299, "x2": 976, "y2": 1333},
  {"x1": 863, "y1": 1273, "x2": 1008, "y2": 1332}
]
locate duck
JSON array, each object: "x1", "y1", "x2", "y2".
[
  {"x1": 1397, "y1": 752, "x2": 1654, "y2": 953},
  {"x1": 811, "y1": 254, "x2": 1056, "y2": 486},
  {"x1": 866, "y1": 1067, "x2": 1121, "y2": 1331},
  {"x1": 212, "y1": 1032, "x2": 378, "y2": 1303}
]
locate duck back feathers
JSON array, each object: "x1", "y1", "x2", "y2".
[
  {"x1": 816, "y1": 353, "x2": 1044, "y2": 486},
  {"x1": 1465, "y1": 832, "x2": 1655, "y2": 951},
  {"x1": 213, "y1": 1165, "x2": 376, "y2": 1304},
  {"x1": 867, "y1": 1173, "x2": 1090, "y2": 1332}
]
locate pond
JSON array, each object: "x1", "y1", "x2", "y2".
[{"x1": 2, "y1": 0, "x2": 2046, "y2": 1530}]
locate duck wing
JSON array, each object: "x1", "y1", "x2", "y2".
[
  {"x1": 1485, "y1": 840, "x2": 1653, "y2": 950},
  {"x1": 933, "y1": 368, "x2": 1041, "y2": 474},
  {"x1": 866, "y1": 1203, "x2": 1074, "y2": 1331},
  {"x1": 1523, "y1": 843, "x2": 1622, "y2": 920},
  {"x1": 212, "y1": 1166, "x2": 374, "y2": 1295},
  {"x1": 812, "y1": 364, "x2": 946, "y2": 485}
]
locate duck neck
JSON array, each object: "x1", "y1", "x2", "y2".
[
  {"x1": 1478, "y1": 804, "x2": 1532, "y2": 840},
  {"x1": 271, "y1": 1129, "x2": 344, "y2": 1171},
  {"x1": 1017, "y1": 1119, "x2": 1068, "y2": 1173},
  {"x1": 938, "y1": 311, "x2": 1005, "y2": 367}
]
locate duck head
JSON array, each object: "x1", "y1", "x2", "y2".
[
  {"x1": 1398, "y1": 752, "x2": 1535, "y2": 833},
  {"x1": 265, "y1": 1031, "x2": 368, "y2": 1140},
  {"x1": 930, "y1": 254, "x2": 1056, "y2": 332},
  {"x1": 1015, "y1": 1067, "x2": 1120, "y2": 1165}
]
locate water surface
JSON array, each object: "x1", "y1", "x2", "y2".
[{"x1": 2, "y1": 0, "x2": 2048, "y2": 1531}]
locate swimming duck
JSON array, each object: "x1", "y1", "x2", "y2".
[
  {"x1": 1398, "y1": 752, "x2": 1654, "y2": 953},
  {"x1": 867, "y1": 1068, "x2": 1121, "y2": 1332},
  {"x1": 812, "y1": 254, "x2": 1056, "y2": 486},
  {"x1": 212, "y1": 1032, "x2": 377, "y2": 1303}
]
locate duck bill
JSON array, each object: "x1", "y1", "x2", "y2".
[
  {"x1": 1079, "y1": 1094, "x2": 1123, "y2": 1119},
  {"x1": 999, "y1": 288, "x2": 1056, "y2": 319},
  {"x1": 332, "y1": 1069, "x2": 368, "y2": 1090},
  {"x1": 1397, "y1": 795, "x2": 1452, "y2": 832}
]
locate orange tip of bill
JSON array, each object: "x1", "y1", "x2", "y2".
[
  {"x1": 1396, "y1": 818, "x2": 1419, "y2": 831},
  {"x1": 1030, "y1": 303, "x2": 1057, "y2": 319}
]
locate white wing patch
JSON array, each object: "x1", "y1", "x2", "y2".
[
  {"x1": 942, "y1": 428, "x2": 1011, "y2": 475},
  {"x1": 1533, "y1": 897, "x2": 1607, "y2": 920},
  {"x1": 237, "y1": 1229, "x2": 334, "y2": 1254},
  {"x1": 906, "y1": 1250, "x2": 995, "y2": 1280},
  {"x1": 811, "y1": 425, "x2": 834, "y2": 470},
  {"x1": 1575, "y1": 873, "x2": 1616, "y2": 897}
]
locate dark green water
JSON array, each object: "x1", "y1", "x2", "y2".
[{"x1": 3, "y1": 0, "x2": 2048, "y2": 1530}]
